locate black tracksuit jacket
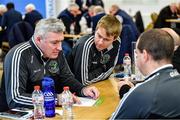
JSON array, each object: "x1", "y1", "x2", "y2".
[{"x1": 0, "y1": 38, "x2": 84, "y2": 111}]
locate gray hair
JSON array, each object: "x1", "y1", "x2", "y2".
[
  {"x1": 67, "y1": 3, "x2": 79, "y2": 11},
  {"x1": 25, "y1": 3, "x2": 36, "y2": 12},
  {"x1": 34, "y1": 18, "x2": 65, "y2": 38},
  {"x1": 93, "y1": 6, "x2": 104, "y2": 15},
  {"x1": 0, "y1": 4, "x2": 7, "y2": 14}
]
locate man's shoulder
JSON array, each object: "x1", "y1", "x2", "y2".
[
  {"x1": 6, "y1": 42, "x2": 31, "y2": 57},
  {"x1": 133, "y1": 68, "x2": 180, "y2": 94},
  {"x1": 158, "y1": 68, "x2": 180, "y2": 80},
  {"x1": 58, "y1": 9, "x2": 71, "y2": 18},
  {"x1": 76, "y1": 34, "x2": 93, "y2": 44}
]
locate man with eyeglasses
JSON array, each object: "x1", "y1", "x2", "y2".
[{"x1": 67, "y1": 15, "x2": 122, "y2": 86}]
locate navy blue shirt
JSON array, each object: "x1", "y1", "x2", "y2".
[{"x1": 111, "y1": 65, "x2": 180, "y2": 119}]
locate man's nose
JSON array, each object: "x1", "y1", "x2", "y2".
[
  {"x1": 98, "y1": 39, "x2": 104, "y2": 45},
  {"x1": 56, "y1": 43, "x2": 62, "y2": 51}
]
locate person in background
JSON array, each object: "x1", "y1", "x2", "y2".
[
  {"x1": 161, "y1": 28, "x2": 180, "y2": 51},
  {"x1": 79, "y1": 5, "x2": 95, "y2": 34},
  {"x1": 85, "y1": 0, "x2": 104, "y2": 9},
  {"x1": 91, "y1": 5, "x2": 106, "y2": 31},
  {"x1": 75, "y1": 0, "x2": 104, "y2": 13},
  {"x1": 154, "y1": 2, "x2": 180, "y2": 28},
  {"x1": 0, "y1": 18, "x2": 99, "y2": 112},
  {"x1": 67, "y1": 15, "x2": 122, "y2": 85},
  {"x1": 173, "y1": 45, "x2": 180, "y2": 73},
  {"x1": 57, "y1": 3, "x2": 81, "y2": 35},
  {"x1": 111, "y1": 29, "x2": 180, "y2": 119},
  {"x1": 134, "y1": 11, "x2": 144, "y2": 33},
  {"x1": 0, "y1": 4, "x2": 7, "y2": 48},
  {"x1": 24, "y1": 3, "x2": 43, "y2": 30},
  {"x1": 0, "y1": 4, "x2": 7, "y2": 28},
  {"x1": 109, "y1": 4, "x2": 139, "y2": 39},
  {"x1": 74, "y1": 0, "x2": 84, "y2": 12},
  {"x1": 57, "y1": 3, "x2": 82, "y2": 56},
  {"x1": 161, "y1": 28, "x2": 180, "y2": 73},
  {"x1": 145, "y1": 12, "x2": 158, "y2": 31},
  {"x1": 1, "y1": 2, "x2": 22, "y2": 36}
]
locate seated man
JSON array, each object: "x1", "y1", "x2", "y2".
[
  {"x1": 111, "y1": 29, "x2": 180, "y2": 119},
  {"x1": 161, "y1": 28, "x2": 180, "y2": 73},
  {"x1": 67, "y1": 15, "x2": 122, "y2": 86},
  {"x1": 109, "y1": 4, "x2": 139, "y2": 40},
  {"x1": 57, "y1": 3, "x2": 81, "y2": 34},
  {"x1": 154, "y1": 2, "x2": 180, "y2": 28},
  {"x1": 173, "y1": 45, "x2": 180, "y2": 73},
  {"x1": 24, "y1": 3, "x2": 43, "y2": 30},
  {"x1": 0, "y1": 18, "x2": 99, "y2": 112}
]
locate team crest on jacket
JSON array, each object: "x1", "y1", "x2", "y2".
[
  {"x1": 48, "y1": 60, "x2": 59, "y2": 73},
  {"x1": 100, "y1": 54, "x2": 110, "y2": 64}
]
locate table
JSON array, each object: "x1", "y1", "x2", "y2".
[
  {"x1": 165, "y1": 19, "x2": 180, "y2": 23},
  {"x1": 0, "y1": 78, "x2": 120, "y2": 120},
  {"x1": 55, "y1": 78, "x2": 120, "y2": 119},
  {"x1": 70, "y1": 78, "x2": 119, "y2": 120},
  {"x1": 165, "y1": 19, "x2": 180, "y2": 28},
  {"x1": 64, "y1": 34, "x2": 81, "y2": 39}
]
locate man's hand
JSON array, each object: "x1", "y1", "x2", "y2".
[
  {"x1": 117, "y1": 77, "x2": 135, "y2": 98},
  {"x1": 82, "y1": 86, "x2": 100, "y2": 99},
  {"x1": 117, "y1": 77, "x2": 134, "y2": 91},
  {"x1": 72, "y1": 93, "x2": 81, "y2": 104}
]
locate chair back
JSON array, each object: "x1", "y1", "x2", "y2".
[{"x1": 8, "y1": 21, "x2": 33, "y2": 48}]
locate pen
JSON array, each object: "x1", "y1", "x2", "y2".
[{"x1": 73, "y1": 92, "x2": 81, "y2": 104}]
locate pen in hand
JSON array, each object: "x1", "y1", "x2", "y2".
[{"x1": 72, "y1": 92, "x2": 81, "y2": 104}]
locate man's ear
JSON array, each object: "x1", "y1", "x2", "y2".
[
  {"x1": 113, "y1": 36, "x2": 118, "y2": 41},
  {"x1": 142, "y1": 49, "x2": 149, "y2": 62},
  {"x1": 35, "y1": 36, "x2": 41, "y2": 44}
]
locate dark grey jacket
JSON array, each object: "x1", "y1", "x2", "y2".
[
  {"x1": 67, "y1": 35, "x2": 120, "y2": 85},
  {"x1": 0, "y1": 37, "x2": 84, "y2": 111},
  {"x1": 111, "y1": 65, "x2": 180, "y2": 119}
]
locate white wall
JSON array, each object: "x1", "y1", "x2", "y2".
[
  {"x1": 54, "y1": 0, "x2": 180, "y2": 27},
  {"x1": 55, "y1": 0, "x2": 71, "y2": 16}
]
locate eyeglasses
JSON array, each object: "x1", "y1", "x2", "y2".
[{"x1": 95, "y1": 32, "x2": 114, "y2": 42}]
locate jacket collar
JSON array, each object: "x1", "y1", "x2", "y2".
[
  {"x1": 29, "y1": 36, "x2": 44, "y2": 59},
  {"x1": 144, "y1": 64, "x2": 173, "y2": 81}
]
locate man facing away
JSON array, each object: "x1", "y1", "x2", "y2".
[
  {"x1": 0, "y1": 18, "x2": 99, "y2": 112},
  {"x1": 24, "y1": 3, "x2": 43, "y2": 30},
  {"x1": 67, "y1": 14, "x2": 122, "y2": 86},
  {"x1": 1, "y1": 2, "x2": 22, "y2": 36},
  {"x1": 111, "y1": 29, "x2": 180, "y2": 119}
]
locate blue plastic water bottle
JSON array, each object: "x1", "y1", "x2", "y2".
[{"x1": 42, "y1": 77, "x2": 55, "y2": 117}]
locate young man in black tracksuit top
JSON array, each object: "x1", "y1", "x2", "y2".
[
  {"x1": 67, "y1": 15, "x2": 122, "y2": 85},
  {"x1": 0, "y1": 18, "x2": 99, "y2": 112}
]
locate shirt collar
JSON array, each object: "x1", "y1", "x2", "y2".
[{"x1": 144, "y1": 64, "x2": 173, "y2": 80}]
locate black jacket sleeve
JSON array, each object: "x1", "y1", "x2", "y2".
[
  {"x1": 58, "y1": 52, "x2": 84, "y2": 96},
  {"x1": 3, "y1": 47, "x2": 33, "y2": 109}
]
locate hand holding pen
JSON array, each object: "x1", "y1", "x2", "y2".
[{"x1": 82, "y1": 86, "x2": 100, "y2": 99}]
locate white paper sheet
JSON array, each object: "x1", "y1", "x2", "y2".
[{"x1": 73, "y1": 97, "x2": 97, "y2": 107}]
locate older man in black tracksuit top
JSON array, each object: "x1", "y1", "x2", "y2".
[
  {"x1": 111, "y1": 29, "x2": 180, "y2": 119},
  {"x1": 67, "y1": 15, "x2": 122, "y2": 86},
  {"x1": 0, "y1": 18, "x2": 99, "y2": 112}
]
